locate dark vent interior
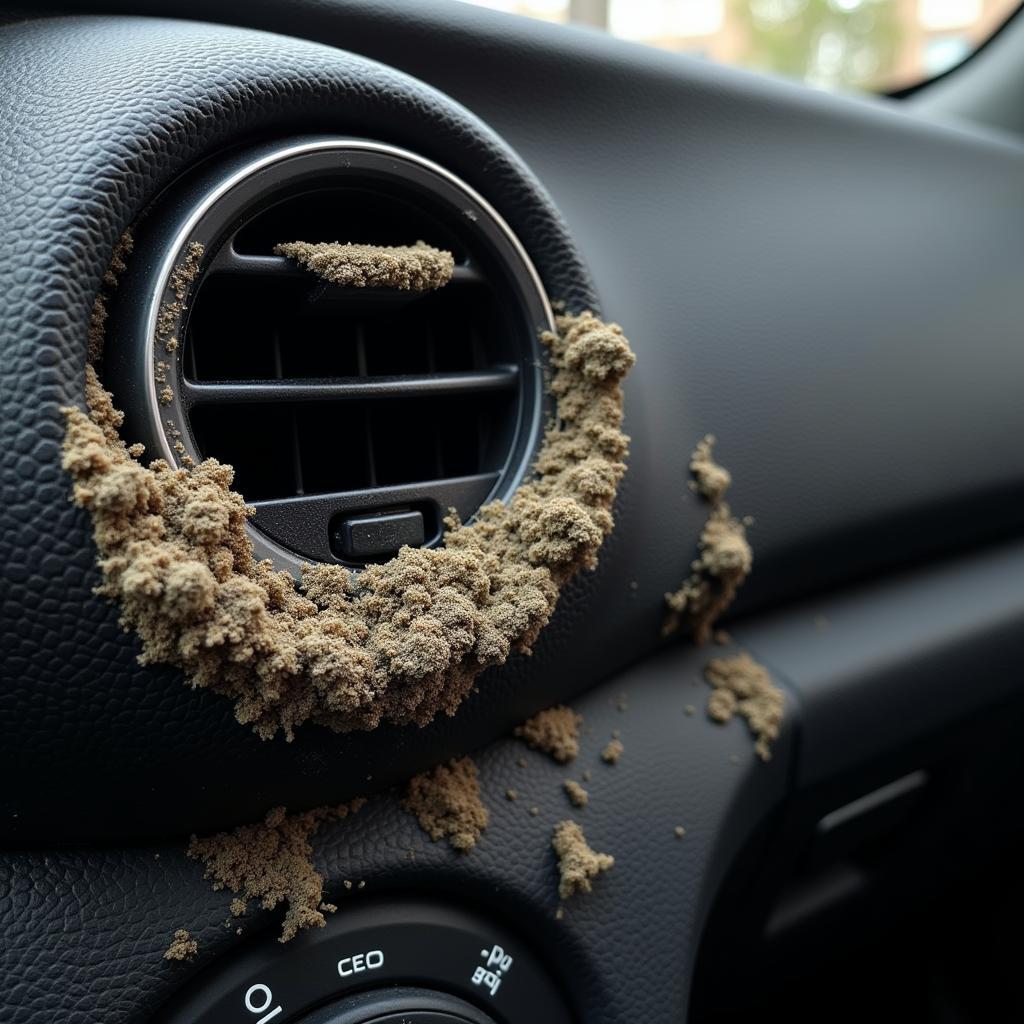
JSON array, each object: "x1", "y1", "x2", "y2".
[{"x1": 166, "y1": 148, "x2": 547, "y2": 568}]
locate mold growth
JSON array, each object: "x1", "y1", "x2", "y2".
[
  {"x1": 552, "y1": 820, "x2": 614, "y2": 899},
  {"x1": 663, "y1": 436, "x2": 752, "y2": 644},
  {"x1": 164, "y1": 928, "x2": 198, "y2": 962},
  {"x1": 402, "y1": 756, "x2": 489, "y2": 851},
  {"x1": 187, "y1": 799, "x2": 365, "y2": 943},
  {"x1": 514, "y1": 706, "x2": 583, "y2": 763},
  {"x1": 62, "y1": 255, "x2": 635, "y2": 739},
  {"x1": 273, "y1": 241, "x2": 454, "y2": 291},
  {"x1": 704, "y1": 651, "x2": 784, "y2": 761}
]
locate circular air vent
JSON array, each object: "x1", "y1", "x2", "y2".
[{"x1": 106, "y1": 139, "x2": 553, "y2": 574}]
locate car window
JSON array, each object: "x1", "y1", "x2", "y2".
[{"x1": 459, "y1": 0, "x2": 1021, "y2": 93}]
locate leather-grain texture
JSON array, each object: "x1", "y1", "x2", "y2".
[
  {"x1": 0, "y1": 642, "x2": 792, "y2": 1024},
  {"x1": 2, "y1": 6, "x2": 1024, "y2": 1022},
  {"x1": 6, "y1": 4, "x2": 1024, "y2": 846},
  {"x1": 0, "y1": 14, "x2": 620, "y2": 843},
  {"x1": 38, "y1": 0, "x2": 1024, "y2": 612}
]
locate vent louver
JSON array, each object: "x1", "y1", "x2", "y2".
[{"x1": 110, "y1": 140, "x2": 553, "y2": 573}]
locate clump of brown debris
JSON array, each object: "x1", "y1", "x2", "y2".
[
  {"x1": 88, "y1": 230, "x2": 133, "y2": 363},
  {"x1": 552, "y1": 820, "x2": 614, "y2": 899},
  {"x1": 689, "y1": 434, "x2": 732, "y2": 503},
  {"x1": 187, "y1": 798, "x2": 365, "y2": 942},
  {"x1": 163, "y1": 928, "x2": 198, "y2": 962},
  {"x1": 663, "y1": 435, "x2": 752, "y2": 644},
  {"x1": 563, "y1": 779, "x2": 589, "y2": 807},
  {"x1": 62, "y1": 238, "x2": 634, "y2": 739},
  {"x1": 514, "y1": 705, "x2": 583, "y2": 763},
  {"x1": 274, "y1": 241, "x2": 455, "y2": 291},
  {"x1": 601, "y1": 737, "x2": 624, "y2": 764},
  {"x1": 402, "y1": 756, "x2": 489, "y2": 851},
  {"x1": 705, "y1": 651, "x2": 784, "y2": 761},
  {"x1": 155, "y1": 240, "x2": 204, "y2": 368}
]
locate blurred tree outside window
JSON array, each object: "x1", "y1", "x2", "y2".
[{"x1": 460, "y1": 0, "x2": 1020, "y2": 92}]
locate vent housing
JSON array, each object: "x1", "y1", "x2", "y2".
[{"x1": 107, "y1": 139, "x2": 553, "y2": 573}]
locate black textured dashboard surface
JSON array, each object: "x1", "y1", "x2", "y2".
[
  {"x1": 3, "y1": 8, "x2": 1024, "y2": 1022},
  {"x1": 3, "y1": 7, "x2": 1024, "y2": 844},
  {"x1": 0, "y1": 14, "x2": 609, "y2": 842},
  {"x1": 0, "y1": 642, "x2": 792, "y2": 1024},
  {"x1": 40, "y1": 0, "x2": 1024, "y2": 611}
]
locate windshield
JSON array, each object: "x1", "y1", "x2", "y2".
[{"x1": 459, "y1": 0, "x2": 1021, "y2": 93}]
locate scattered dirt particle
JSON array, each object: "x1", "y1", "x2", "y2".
[
  {"x1": 103, "y1": 230, "x2": 134, "y2": 291},
  {"x1": 516, "y1": 757, "x2": 527, "y2": 769},
  {"x1": 664, "y1": 436, "x2": 752, "y2": 644},
  {"x1": 684, "y1": 704, "x2": 696, "y2": 716},
  {"x1": 563, "y1": 779, "x2": 589, "y2": 807},
  {"x1": 62, "y1": 300, "x2": 634, "y2": 740},
  {"x1": 87, "y1": 230, "x2": 133, "y2": 363},
  {"x1": 529, "y1": 806, "x2": 540, "y2": 817},
  {"x1": 614, "y1": 694, "x2": 628, "y2": 712},
  {"x1": 505, "y1": 788, "x2": 518, "y2": 801},
  {"x1": 704, "y1": 651, "x2": 784, "y2": 761},
  {"x1": 274, "y1": 240, "x2": 454, "y2": 292},
  {"x1": 601, "y1": 738, "x2": 624, "y2": 765},
  {"x1": 155, "y1": 241, "x2": 203, "y2": 356},
  {"x1": 674, "y1": 825, "x2": 686, "y2": 839},
  {"x1": 555, "y1": 905, "x2": 565, "y2": 920},
  {"x1": 581, "y1": 769, "x2": 592, "y2": 782},
  {"x1": 402, "y1": 757, "x2": 488, "y2": 852},
  {"x1": 689, "y1": 434, "x2": 732, "y2": 503},
  {"x1": 552, "y1": 821, "x2": 614, "y2": 900},
  {"x1": 169, "y1": 242, "x2": 204, "y2": 301},
  {"x1": 87, "y1": 297, "x2": 109, "y2": 366},
  {"x1": 164, "y1": 928, "x2": 198, "y2": 962},
  {"x1": 514, "y1": 706, "x2": 583, "y2": 764},
  {"x1": 186, "y1": 799, "x2": 364, "y2": 943}
]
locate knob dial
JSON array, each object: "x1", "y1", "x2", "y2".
[{"x1": 301, "y1": 987, "x2": 498, "y2": 1024}]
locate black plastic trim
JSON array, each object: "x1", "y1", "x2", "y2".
[
  {"x1": 252, "y1": 473, "x2": 498, "y2": 562},
  {"x1": 154, "y1": 900, "x2": 572, "y2": 1024}
]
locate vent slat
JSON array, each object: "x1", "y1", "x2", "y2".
[
  {"x1": 271, "y1": 327, "x2": 305, "y2": 496},
  {"x1": 354, "y1": 323, "x2": 377, "y2": 488},
  {"x1": 180, "y1": 368, "x2": 518, "y2": 407}
]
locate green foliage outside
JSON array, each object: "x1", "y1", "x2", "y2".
[{"x1": 731, "y1": 0, "x2": 903, "y2": 91}]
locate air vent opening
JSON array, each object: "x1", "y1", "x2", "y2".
[
  {"x1": 232, "y1": 183, "x2": 471, "y2": 264},
  {"x1": 185, "y1": 272, "x2": 501, "y2": 384},
  {"x1": 126, "y1": 139, "x2": 552, "y2": 573}
]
